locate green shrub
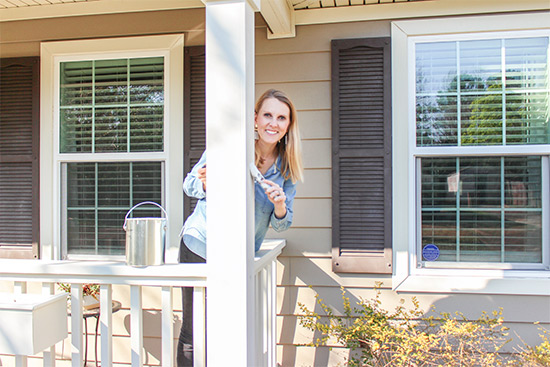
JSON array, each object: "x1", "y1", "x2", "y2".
[
  {"x1": 298, "y1": 283, "x2": 548, "y2": 367},
  {"x1": 516, "y1": 325, "x2": 550, "y2": 367}
]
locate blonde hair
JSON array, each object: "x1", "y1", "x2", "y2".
[{"x1": 254, "y1": 89, "x2": 304, "y2": 183}]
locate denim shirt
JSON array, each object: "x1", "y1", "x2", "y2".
[{"x1": 180, "y1": 151, "x2": 296, "y2": 259}]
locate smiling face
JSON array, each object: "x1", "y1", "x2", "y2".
[{"x1": 255, "y1": 97, "x2": 291, "y2": 147}]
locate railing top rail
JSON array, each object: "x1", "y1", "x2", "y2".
[
  {"x1": 254, "y1": 239, "x2": 286, "y2": 273},
  {"x1": 0, "y1": 239, "x2": 285, "y2": 286},
  {"x1": 0, "y1": 260, "x2": 208, "y2": 287}
]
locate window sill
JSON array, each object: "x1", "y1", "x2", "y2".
[{"x1": 393, "y1": 270, "x2": 550, "y2": 296}]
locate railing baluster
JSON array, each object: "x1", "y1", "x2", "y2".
[
  {"x1": 254, "y1": 270, "x2": 263, "y2": 367},
  {"x1": 269, "y1": 261, "x2": 277, "y2": 367},
  {"x1": 130, "y1": 285, "x2": 143, "y2": 367},
  {"x1": 0, "y1": 241, "x2": 283, "y2": 367},
  {"x1": 100, "y1": 284, "x2": 113, "y2": 366},
  {"x1": 42, "y1": 283, "x2": 56, "y2": 367},
  {"x1": 161, "y1": 286, "x2": 174, "y2": 367},
  {"x1": 193, "y1": 286, "x2": 206, "y2": 367},
  {"x1": 262, "y1": 267, "x2": 269, "y2": 366},
  {"x1": 14, "y1": 281, "x2": 28, "y2": 367},
  {"x1": 70, "y1": 284, "x2": 84, "y2": 367}
]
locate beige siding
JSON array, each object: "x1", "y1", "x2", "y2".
[
  {"x1": 255, "y1": 19, "x2": 550, "y2": 367},
  {"x1": 0, "y1": 9, "x2": 206, "y2": 58}
]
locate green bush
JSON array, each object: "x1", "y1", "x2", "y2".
[{"x1": 298, "y1": 283, "x2": 548, "y2": 367}]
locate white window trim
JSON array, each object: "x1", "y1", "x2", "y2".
[
  {"x1": 40, "y1": 34, "x2": 184, "y2": 263},
  {"x1": 391, "y1": 13, "x2": 550, "y2": 296}
]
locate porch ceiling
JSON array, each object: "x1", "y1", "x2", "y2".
[
  {"x1": 0, "y1": 0, "x2": 548, "y2": 38},
  {"x1": 292, "y1": 0, "x2": 424, "y2": 10}
]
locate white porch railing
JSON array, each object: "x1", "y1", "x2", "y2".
[{"x1": 0, "y1": 239, "x2": 285, "y2": 367}]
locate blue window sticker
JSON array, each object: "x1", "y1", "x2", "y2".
[{"x1": 422, "y1": 244, "x2": 440, "y2": 261}]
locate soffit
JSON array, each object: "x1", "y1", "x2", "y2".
[{"x1": 292, "y1": 0, "x2": 424, "y2": 10}]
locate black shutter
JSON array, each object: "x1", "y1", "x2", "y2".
[
  {"x1": 331, "y1": 38, "x2": 392, "y2": 274},
  {"x1": 183, "y1": 46, "x2": 206, "y2": 219},
  {"x1": 0, "y1": 57, "x2": 40, "y2": 259}
]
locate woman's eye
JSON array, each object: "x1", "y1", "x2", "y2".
[
  {"x1": 277, "y1": 116, "x2": 286, "y2": 121},
  {"x1": 264, "y1": 113, "x2": 272, "y2": 118}
]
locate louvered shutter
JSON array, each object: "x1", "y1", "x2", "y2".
[
  {"x1": 184, "y1": 46, "x2": 206, "y2": 219},
  {"x1": 331, "y1": 38, "x2": 392, "y2": 274},
  {"x1": 0, "y1": 57, "x2": 39, "y2": 259}
]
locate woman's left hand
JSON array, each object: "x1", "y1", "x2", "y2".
[{"x1": 262, "y1": 179, "x2": 287, "y2": 218}]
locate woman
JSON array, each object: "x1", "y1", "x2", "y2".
[{"x1": 177, "y1": 89, "x2": 303, "y2": 366}]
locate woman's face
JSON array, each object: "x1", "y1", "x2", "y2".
[{"x1": 255, "y1": 97, "x2": 291, "y2": 146}]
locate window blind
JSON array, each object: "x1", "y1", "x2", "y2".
[
  {"x1": 416, "y1": 37, "x2": 549, "y2": 147},
  {"x1": 60, "y1": 57, "x2": 164, "y2": 153},
  {"x1": 65, "y1": 162, "x2": 163, "y2": 255},
  {"x1": 421, "y1": 156, "x2": 543, "y2": 263}
]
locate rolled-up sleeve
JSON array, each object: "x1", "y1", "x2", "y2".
[
  {"x1": 183, "y1": 151, "x2": 207, "y2": 199},
  {"x1": 270, "y1": 179, "x2": 296, "y2": 232}
]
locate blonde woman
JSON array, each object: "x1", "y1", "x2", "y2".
[{"x1": 177, "y1": 89, "x2": 303, "y2": 366}]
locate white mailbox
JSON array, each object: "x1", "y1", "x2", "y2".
[{"x1": 0, "y1": 293, "x2": 68, "y2": 355}]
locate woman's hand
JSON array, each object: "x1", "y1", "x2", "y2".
[
  {"x1": 263, "y1": 179, "x2": 287, "y2": 218},
  {"x1": 198, "y1": 165, "x2": 206, "y2": 191}
]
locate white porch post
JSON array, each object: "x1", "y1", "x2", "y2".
[{"x1": 204, "y1": 0, "x2": 259, "y2": 365}]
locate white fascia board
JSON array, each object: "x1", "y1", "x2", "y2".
[
  {"x1": 261, "y1": 0, "x2": 296, "y2": 39},
  {"x1": 0, "y1": 0, "x2": 204, "y2": 22},
  {"x1": 295, "y1": 0, "x2": 550, "y2": 26}
]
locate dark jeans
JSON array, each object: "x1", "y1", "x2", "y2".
[{"x1": 177, "y1": 240, "x2": 206, "y2": 367}]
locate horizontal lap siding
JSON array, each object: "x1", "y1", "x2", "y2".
[{"x1": 255, "y1": 21, "x2": 550, "y2": 367}]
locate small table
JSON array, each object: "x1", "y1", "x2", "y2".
[{"x1": 69, "y1": 301, "x2": 122, "y2": 366}]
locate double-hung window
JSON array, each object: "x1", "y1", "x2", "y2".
[
  {"x1": 41, "y1": 35, "x2": 184, "y2": 260},
  {"x1": 392, "y1": 14, "x2": 550, "y2": 295},
  {"x1": 415, "y1": 34, "x2": 549, "y2": 269}
]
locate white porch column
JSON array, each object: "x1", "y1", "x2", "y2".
[{"x1": 204, "y1": 0, "x2": 259, "y2": 365}]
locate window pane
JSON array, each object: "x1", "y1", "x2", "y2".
[
  {"x1": 60, "y1": 57, "x2": 164, "y2": 153},
  {"x1": 94, "y1": 107, "x2": 128, "y2": 152},
  {"x1": 421, "y1": 157, "x2": 457, "y2": 208},
  {"x1": 505, "y1": 156, "x2": 542, "y2": 208},
  {"x1": 459, "y1": 39, "x2": 501, "y2": 92},
  {"x1": 97, "y1": 210, "x2": 126, "y2": 256},
  {"x1": 461, "y1": 93, "x2": 503, "y2": 145},
  {"x1": 506, "y1": 92, "x2": 549, "y2": 145},
  {"x1": 67, "y1": 210, "x2": 95, "y2": 255},
  {"x1": 422, "y1": 211, "x2": 457, "y2": 262},
  {"x1": 67, "y1": 163, "x2": 95, "y2": 208},
  {"x1": 66, "y1": 162, "x2": 162, "y2": 256},
  {"x1": 505, "y1": 37, "x2": 548, "y2": 90},
  {"x1": 97, "y1": 163, "x2": 130, "y2": 207},
  {"x1": 130, "y1": 57, "x2": 164, "y2": 104},
  {"x1": 130, "y1": 105, "x2": 164, "y2": 152},
  {"x1": 459, "y1": 157, "x2": 501, "y2": 208},
  {"x1": 420, "y1": 156, "x2": 542, "y2": 264},
  {"x1": 505, "y1": 211, "x2": 542, "y2": 263},
  {"x1": 416, "y1": 42, "x2": 457, "y2": 95},
  {"x1": 60, "y1": 108, "x2": 93, "y2": 153},
  {"x1": 416, "y1": 36, "x2": 549, "y2": 147},
  {"x1": 132, "y1": 162, "x2": 163, "y2": 205},
  {"x1": 60, "y1": 61, "x2": 93, "y2": 106},
  {"x1": 459, "y1": 211, "x2": 501, "y2": 262},
  {"x1": 417, "y1": 95, "x2": 458, "y2": 146},
  {"x1": 94, "y1": 59, "x2": 127, "y2": 105}
]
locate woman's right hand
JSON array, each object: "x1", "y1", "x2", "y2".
[{"x1": 198, "y1": 165, "x2": 206, "y2": 191}]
